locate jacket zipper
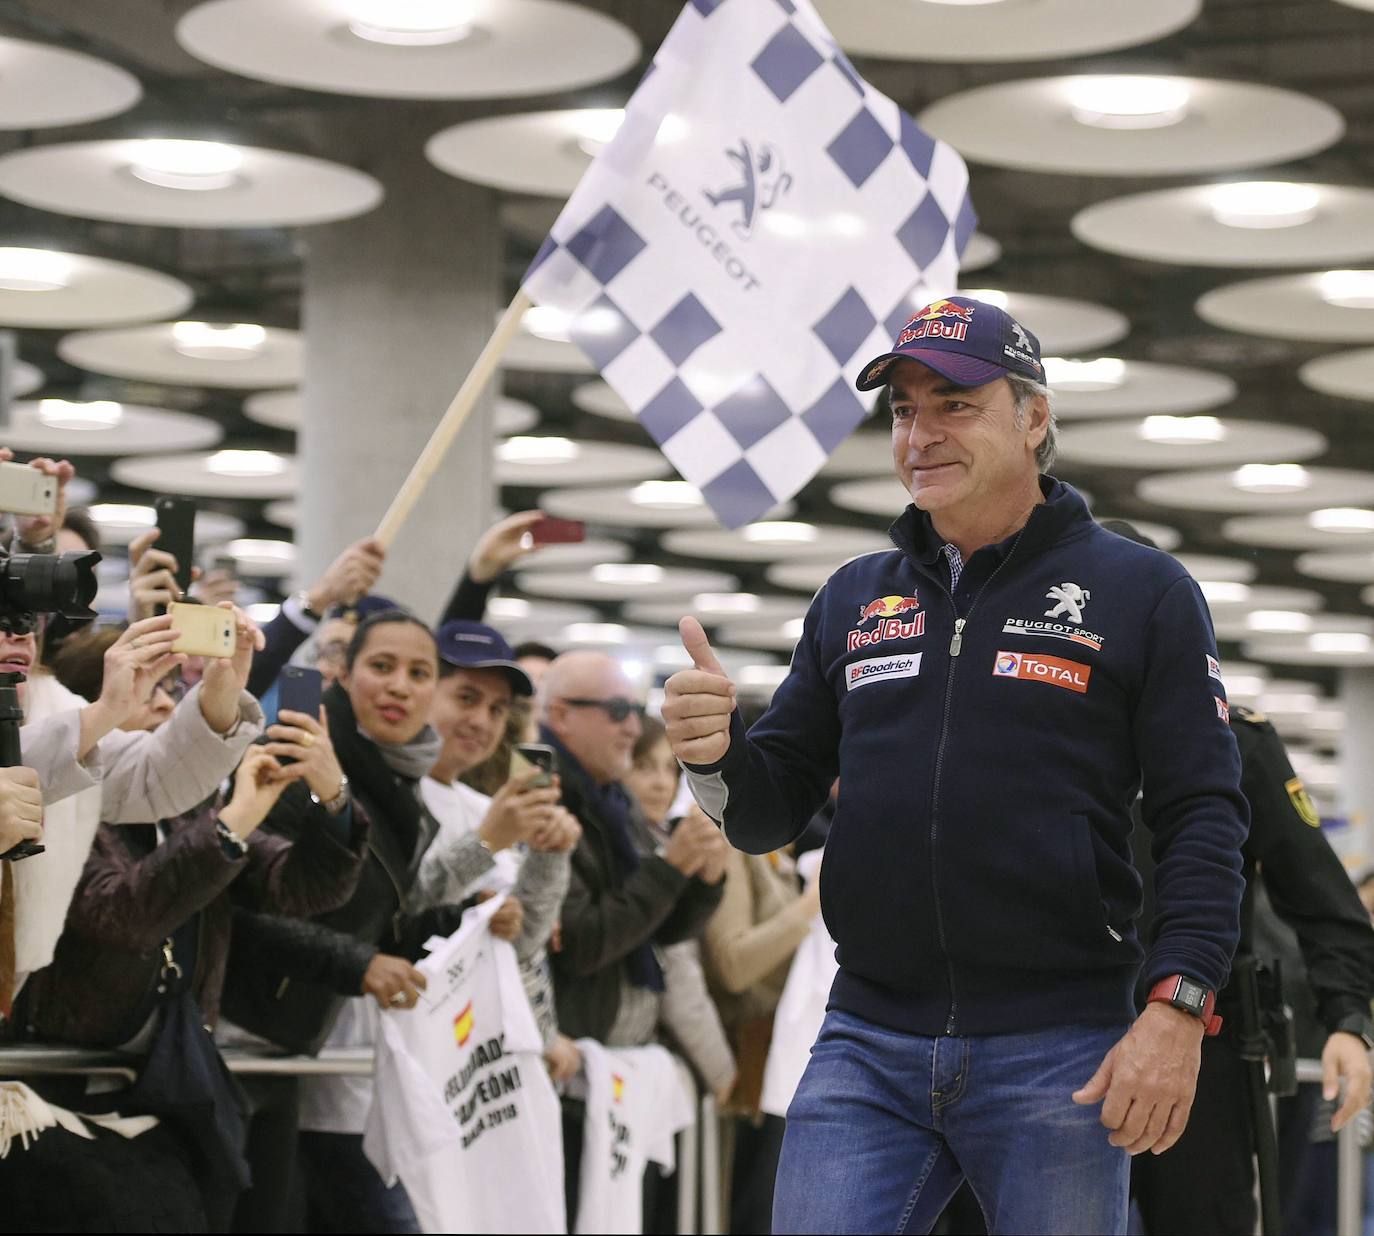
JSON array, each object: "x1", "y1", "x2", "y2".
[
  {"x1": 927, "y1": 529, "x2": 1029, "y2": 1036},
  {"x1": 368, "y1": 839, "x2": 410, "y2": 941}
]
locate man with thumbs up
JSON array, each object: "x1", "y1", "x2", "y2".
[{"x1": 663, "y1": 295, "x2": 1249, "y2": 1236}]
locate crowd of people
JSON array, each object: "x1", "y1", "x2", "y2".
[{"x1": 0, "y1": 458, "x2": 819, "y2": 1235}]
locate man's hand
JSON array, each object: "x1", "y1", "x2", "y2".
[
  {"x1": 545, "y1": 1033, "x2": 581, "y2": 1083},
  {"x1": 126, "y1": 528, "x2": 187, "y2": 621},
  {"x1": 198, "y1": 604, "x2": 264, "y2": 733},
  {"x1": 362, "y1": 953, "x2": 428, "y2": 1010},
  {"x1": 1072, "y1": 1003, "x2": 1203, "y2": 1155},
  {"x1": 683, "y1": 804, "x2": 730, "y2": 883},
  {"x1": 479, "y1": 772, "x2": 562, "y2": 852},
  {"x1": 0, "y1": 451, "x2": 75, "y2": 548},
  {"x1": 306, "y1": 537, "x2": 385, "y2": 614},
  {"x1": 529, "y1": 806, "x2": 581, "y2": 854},
  {"x1": 0, "y1": 766, "x2": 43, "y2": 855},
  {"x1": 488, "y1": 894, "x2": 524, "y2": 942},
  {"x1": 1322, "y1": 1031, "x2": 1373, "y2": 1131},
  {"x1": 467, "y1": 511, "x2": 545, "y2": 584},
  {"x1": 663, "y1": 809, "x2": 723, "y2": 878},
  {"x1": 218, "y1": 748, "x2": 290, "y2": 840},
  {"x1": 663, "y1": 617, "x2": 737, "y2": 766}
]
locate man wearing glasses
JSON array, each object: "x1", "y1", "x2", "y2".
[{"x1": 540, "y1": 650, "x2": 727, "y2": 1209}]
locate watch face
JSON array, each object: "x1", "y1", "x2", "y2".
[{"x1": 1176, "y1": 979, "x2": 1207, "y2": 1012}]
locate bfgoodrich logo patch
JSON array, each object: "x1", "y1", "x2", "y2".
[{"x1": 846, "y1": 653, "x2": 923, "y2": 691}]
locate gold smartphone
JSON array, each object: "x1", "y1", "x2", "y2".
[
  {"x1": 0, "y1": 461, "x2": 57, "y2": 518},
  {"x1": 508, "y1": 744, "x2": 555, "y2": 788},
  {"x1": 168, "y1": 602, "x2": 234, "y2": 658}
]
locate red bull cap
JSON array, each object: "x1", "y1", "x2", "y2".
[{"x1": 855, "y1": 295, "x2": 1045, "y2": 392}]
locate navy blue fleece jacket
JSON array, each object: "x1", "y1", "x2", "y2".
[{"x1": 685, "y1": 479, "x2": 1249, "y2": 1036}]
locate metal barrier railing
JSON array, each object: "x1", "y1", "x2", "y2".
[{"x1": 1, "y1": 1047, "x2": 1365, "y2": 1234}]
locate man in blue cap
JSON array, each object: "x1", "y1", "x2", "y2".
[{"x1": 663, "y1": 295, "x2": 1249, "y2": 1234}]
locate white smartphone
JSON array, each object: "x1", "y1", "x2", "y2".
[
  {"x1": 0, "y1": 461, "x2": 57, "y2": 518},
  {"x1": 168, "y1": 602, "x2": 234, "y2": 659}
]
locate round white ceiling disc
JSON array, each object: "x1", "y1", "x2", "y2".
[
  {"x1": 539, "y1": 484, "x2": 794, "y2": 529},
  {"x1": 1196, "y1": 273, "x2": 1374, "y2": 344},
  {"x1": 920, "y1": 77, "x2": 1343, "y2": 177},
  {"x1": 494, "y1": 439, "x2": 668, "y2": 487},
  {"x1": 625, "y1": 594, "x2": 808, "y2": 628},
  {"x1": 0, "y1": 250, "x2": 192, "y2": 329},
  {"x1": 1072, "y1": 183, "x2": 1374, "y2": 268},
  {"x1": 428, "y1": 109, "x2": 620, "y2": 197},
  {"x1": 177, "y1": 0, "x2": 638, "y2": 100},
  {"x1": 0, "y1": 37, "x2": 141, "y2": 129},
  {"x1": 1173, "y1": 554, "x2": 1258, "y2": 584},
  {"x1": 8, "y1": 360, "x2": 43, "y2": 398},
  {"x1": 503, "y1": 328, "x2": 594, "y2": 374},
  {"x1": 59, "y1": 323, "x2": 303, "y2": 389},
  {"x1": 830, "y1": 475, "x2": 913, "y2": 518},
  {"x1": 955, "y1": 289, "x2": 1129, "y2": 353},
  {"x1": 817, "y1": 0, "x2": 1200, "y2": 63},
  {"x1": 571, "y1": 381, "x2": 634, "y2": 424},
  {"x1": 1223, "y1": 512, "x2": 1374, "y2": 552},
  {"x1": 1093, "y1": 517, "x2": 1182, "y2": 551},
  {"x1": 111, "y1": 451, "x2": 300, "y2": 499},
  {"x1": 820, "y1": 431, "x2": 894, "y2": 477},
  {"x1": 1138, "y1": 466, "x2": 1374, "y2": 513},
  {"x1": 0, "y1": 140, "x2": 383, "y2": 228},
  {"x1": 1048, "y1": 360, "x2": 1236, "y2": 421},
  {"x1": 3, "y1": 401, "x2": 223, "y2": 455},
  {"x1": 662, "y1": 523, "x2": 889, "y2": 565},
  {"x1": 1056, "y1": 418, "x2": 1326, "y2": 469},
  {"x1": 242, "y1": 390, "x2": 539, "y2": 435},
  {"x1": 263, "y1": 500, "x2": 297, "y2": 528},
  {"x1": 1300, "y1": 348, "x2": 1374, "y2": 402},
  {"x1": 959, "y1": 233, "x2": 1002, "y2": 272},
  {"x1": 1294, "y1": 552, "x2": 1374, "y2": 584},
  {"x1": 516, "y1": 565, "x2": 738, "y2": 603},
  {"x1": 516, "y1": 538, "x2": 631, "y2": 572}
]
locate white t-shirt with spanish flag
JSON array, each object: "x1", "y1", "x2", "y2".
[
  {"x1": 364, "y1": 897, "x2": 565, "y2": 1234},
  {"x1": 574, "y1": 1040, "x2": 695, "y2": 1235}
]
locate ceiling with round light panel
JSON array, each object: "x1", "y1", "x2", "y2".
[
  {"x1": 427, "y1": 110, "x2": 611, "y2": 198},
  {"x1": 493, "y1": 438, "x2": 668, "y2": 487},
  {"x1": 517, "y1": 565, "x2": 738, "y2": 603},
  {"x1": 111, "y1": 451, "x2": 299, "y2": 500},
  {"x1": 1197, "y1": 273, "x2": 1374, "y2": 343},
  {"x1": 1055, "y1": 418, "x2": 1327, "y2": 469},
  {"x1": 3, "y1": 400, "x2": 222, "y2": 455},
  {"x1": 539, "y1": 484, "x2": 794, "y2": 529},
  {"x1": 58, "y1": 322, "x2": 303, "y2": 388},
  {"x1": 1046, "y1": 360, "x2": 1237, "y2": 420},
  {"x1": 0, "y1": 36, "x2": 141, "y2": 128},
  {"x1": 176, "y1": 0, "x2": 639, "y2": 100},
  {"x1": 1138, "y1": 467, "x2": 1374, "y2": 513},
  {"x1": 954, "y1": 290, "x2": 1128, "y2": 353},
  {"x1": 0, "y1": 249, "x2": 192, "y2": 329},
  {"x1": 661, "y1": 523, "x2": 890, "y2": 565},
  {"x1": 1224, "y1": 512, "x2": 1374, "y2": 552},
  {"x1": 1299, "y1": 348, "x2": 1374, "y2": 403},
  {"x1": 919, "y1": 76, "x2": 1344, "y2": 177}
]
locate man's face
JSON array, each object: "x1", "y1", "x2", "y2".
[
  {"x1": 547, "y1": 661, "x2": 643, "y2": 786},
  {"x1": 429, "y1": 666, "x2": 513, "y2": 776},
  {"x1": 315, "y1": 617, "x2": 356, "y2": 687},
  {"x1": 889, "y1": 360, "x2": 1045, "y2": 518}
]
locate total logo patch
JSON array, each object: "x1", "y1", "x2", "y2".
[
  {"x1": 1001, "y1": 617, "x2": 1104, "y2": 651},
  {"x1": 992, "y1": 650, "x2": 1092, "y2": 694},
  {"x1": 846, "y1": 653, "x2": 923, "y2": 691}
]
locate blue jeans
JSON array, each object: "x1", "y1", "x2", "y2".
[{"x1": 773, "y1": 1008, "x2": 1131, "y2": 1235}]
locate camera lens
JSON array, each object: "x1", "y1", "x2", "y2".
[{"x1": 0, "y1": 551, "x2": 101, "y2": 620}]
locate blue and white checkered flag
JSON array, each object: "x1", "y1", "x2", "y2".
[{"x1": 522, "y1": 0, "x2": 976, "y2": 529}]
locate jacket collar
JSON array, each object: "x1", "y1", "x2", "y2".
[{"x1": 888, "y1": 475, "x2": 1092, "y2": 572}]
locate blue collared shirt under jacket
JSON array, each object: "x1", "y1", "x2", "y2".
[{"x1": 685, "y1": 477, "x2": 1250, "y2": 1037}]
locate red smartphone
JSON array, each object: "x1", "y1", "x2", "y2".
[{"x1": 529, "y1": 517, "x2": 586, "y2": 545}]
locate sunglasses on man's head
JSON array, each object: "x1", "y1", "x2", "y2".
[{"x1": 563, "y1": 696, "x2": 646, "y2": 723}]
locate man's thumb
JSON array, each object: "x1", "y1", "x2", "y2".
[
  {"x1": 1072, "y1": 1058, "x2": 1112, "y2": 1106},
  {"x1": 680, "y1": 616, "x2": 727, "y2": 677}
]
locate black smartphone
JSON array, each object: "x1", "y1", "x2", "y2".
[
  {"x1": 512, "y1": 742, "x2": 557, "y2": 788},
  {"x1": 153, "y1": 497, "x2": 196, "y2": 599},
  {"x1": 278, "y1": 665, "x2": 323, "y2": 721}
]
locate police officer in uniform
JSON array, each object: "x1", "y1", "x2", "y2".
[{"x1": 1131, "y1": 700, "x2": 1374, "y2": 1235}]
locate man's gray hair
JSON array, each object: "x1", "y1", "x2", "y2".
[{"x1": 1008, "y1": 373, "x2": 1057, "y2": 472}]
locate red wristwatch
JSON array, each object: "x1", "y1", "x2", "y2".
[{"x1": 1148, "y1": 975, "x2": 1223, "y2": 1037}]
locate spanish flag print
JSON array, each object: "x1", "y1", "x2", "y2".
[
  {"x1": 612, "y1": 1074, "x2": 625, "y2": 1104},
  {"x1": 453, "y1": 1001, "x2": 474, "y2": 1047}
]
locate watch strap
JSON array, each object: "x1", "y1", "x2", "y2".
[
  {"x1": 1334, "y1": 1013, "x2": 1374, "y2": 1051},
  {"x1": 1148, "y1": 975, "x2": 1223, "y2": 1037}
]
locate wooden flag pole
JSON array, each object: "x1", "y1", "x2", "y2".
[{"x1": 373, "y1": 287, "x2": 533, "y2": 549}]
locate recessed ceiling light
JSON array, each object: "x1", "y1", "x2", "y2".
[
  {"x1": 89, "y1": 503, "x2": 155, "y2": 528},
  {"x1": 630, "y1": 480, "x2": 703, "y2": 509},
  {"x1": 741, "y1": 521, "x2": 819, "y2": 544},
  {"x1": 171, "y1": 321, "x2": 267, "y2": 359},
  {"x1": 1232, "y1": 463, "x2": 1310, "y2": 493},
  {"x1": 1309, "y1": 508, "x2": 1374, "y2": 533},
  {"x1": 959, "y1": 287, "x2": 1009, "y2": 310},
  {"x1": 523, "y1": 305, "x2": 574, "y2": 342},
  {"x1": 1209, "y1": 181, "x2": 1320, "y2": 230},
  {"x1": 591, "y1": 563, "x2": 664, "y2": 585},
  {"x1": 487, "y1": 597, "x2": 532, "y2": 620},
  {"x1": 565, "y1": 622, "x2": 629, "y2": 644},
  {"x1": 227, "y1": 538, "x2": 295, "y2": 561},
  {"x1": 206, "y1": 449, "x2": 286, "y2": 477},
  {"x1": 0, "y1": 247, "x2": 73, "y2": 293},
  {"x1": 1247, "y1": 610, "x2": 1313, "y2": 633},
  {"x1": 570, "y1": 108, "x2": 625, "y2": 157},
  {"x1": 1310, "y1": 632, "x2": 1372, "y2": 655},
  {"x1": 36, "y1": 399, "x2": 123, "y2": 431},
  {"x1": 1318, "y1": 270, "x2": 1374, "y2": 309},
  {"x1": 1197, "y1": 580, "x2": 1252, "y2": 604},
  {"x1": 128, "y1": 139, "x2": 243, "y2": 191},
  {"x1": 1042, "y1": 357, "x2": 1126, "y2": 391},
  {"x1": 346, "y1": 0, "x2": 477, "y2": 45},
  {"x1": 1066, "y1": 76, "x2": 1191, "y2": 130},
  {"x1": 497, "y1": 436, "x2": 579, "y2": 465},
  {"x1": 1138, "y1": 415, "x2": 1226, "y2": 445},
  {"x1": 693, "y1": 592, "x2": 761, "y2": 614}
]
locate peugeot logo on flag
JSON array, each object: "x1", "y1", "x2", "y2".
[{"x1": 705, "y1": 138, "x2": 792, "y2": 239}]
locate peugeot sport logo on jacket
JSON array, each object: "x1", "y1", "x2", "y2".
[{"x1": 683, "y1": 479, "x2": 1248, "y2": 1039}]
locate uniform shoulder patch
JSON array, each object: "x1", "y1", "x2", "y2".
[{"x1": 1285, "y1": 776, "x2": 1320, "y2": 828}]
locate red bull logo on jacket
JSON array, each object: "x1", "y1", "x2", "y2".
[
  {"x1": 849, "y1": 595, "x2": 925, "y2": 651},
  {"x1": 857, "y1": 595, "x2": 921, "y2": 624}
]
